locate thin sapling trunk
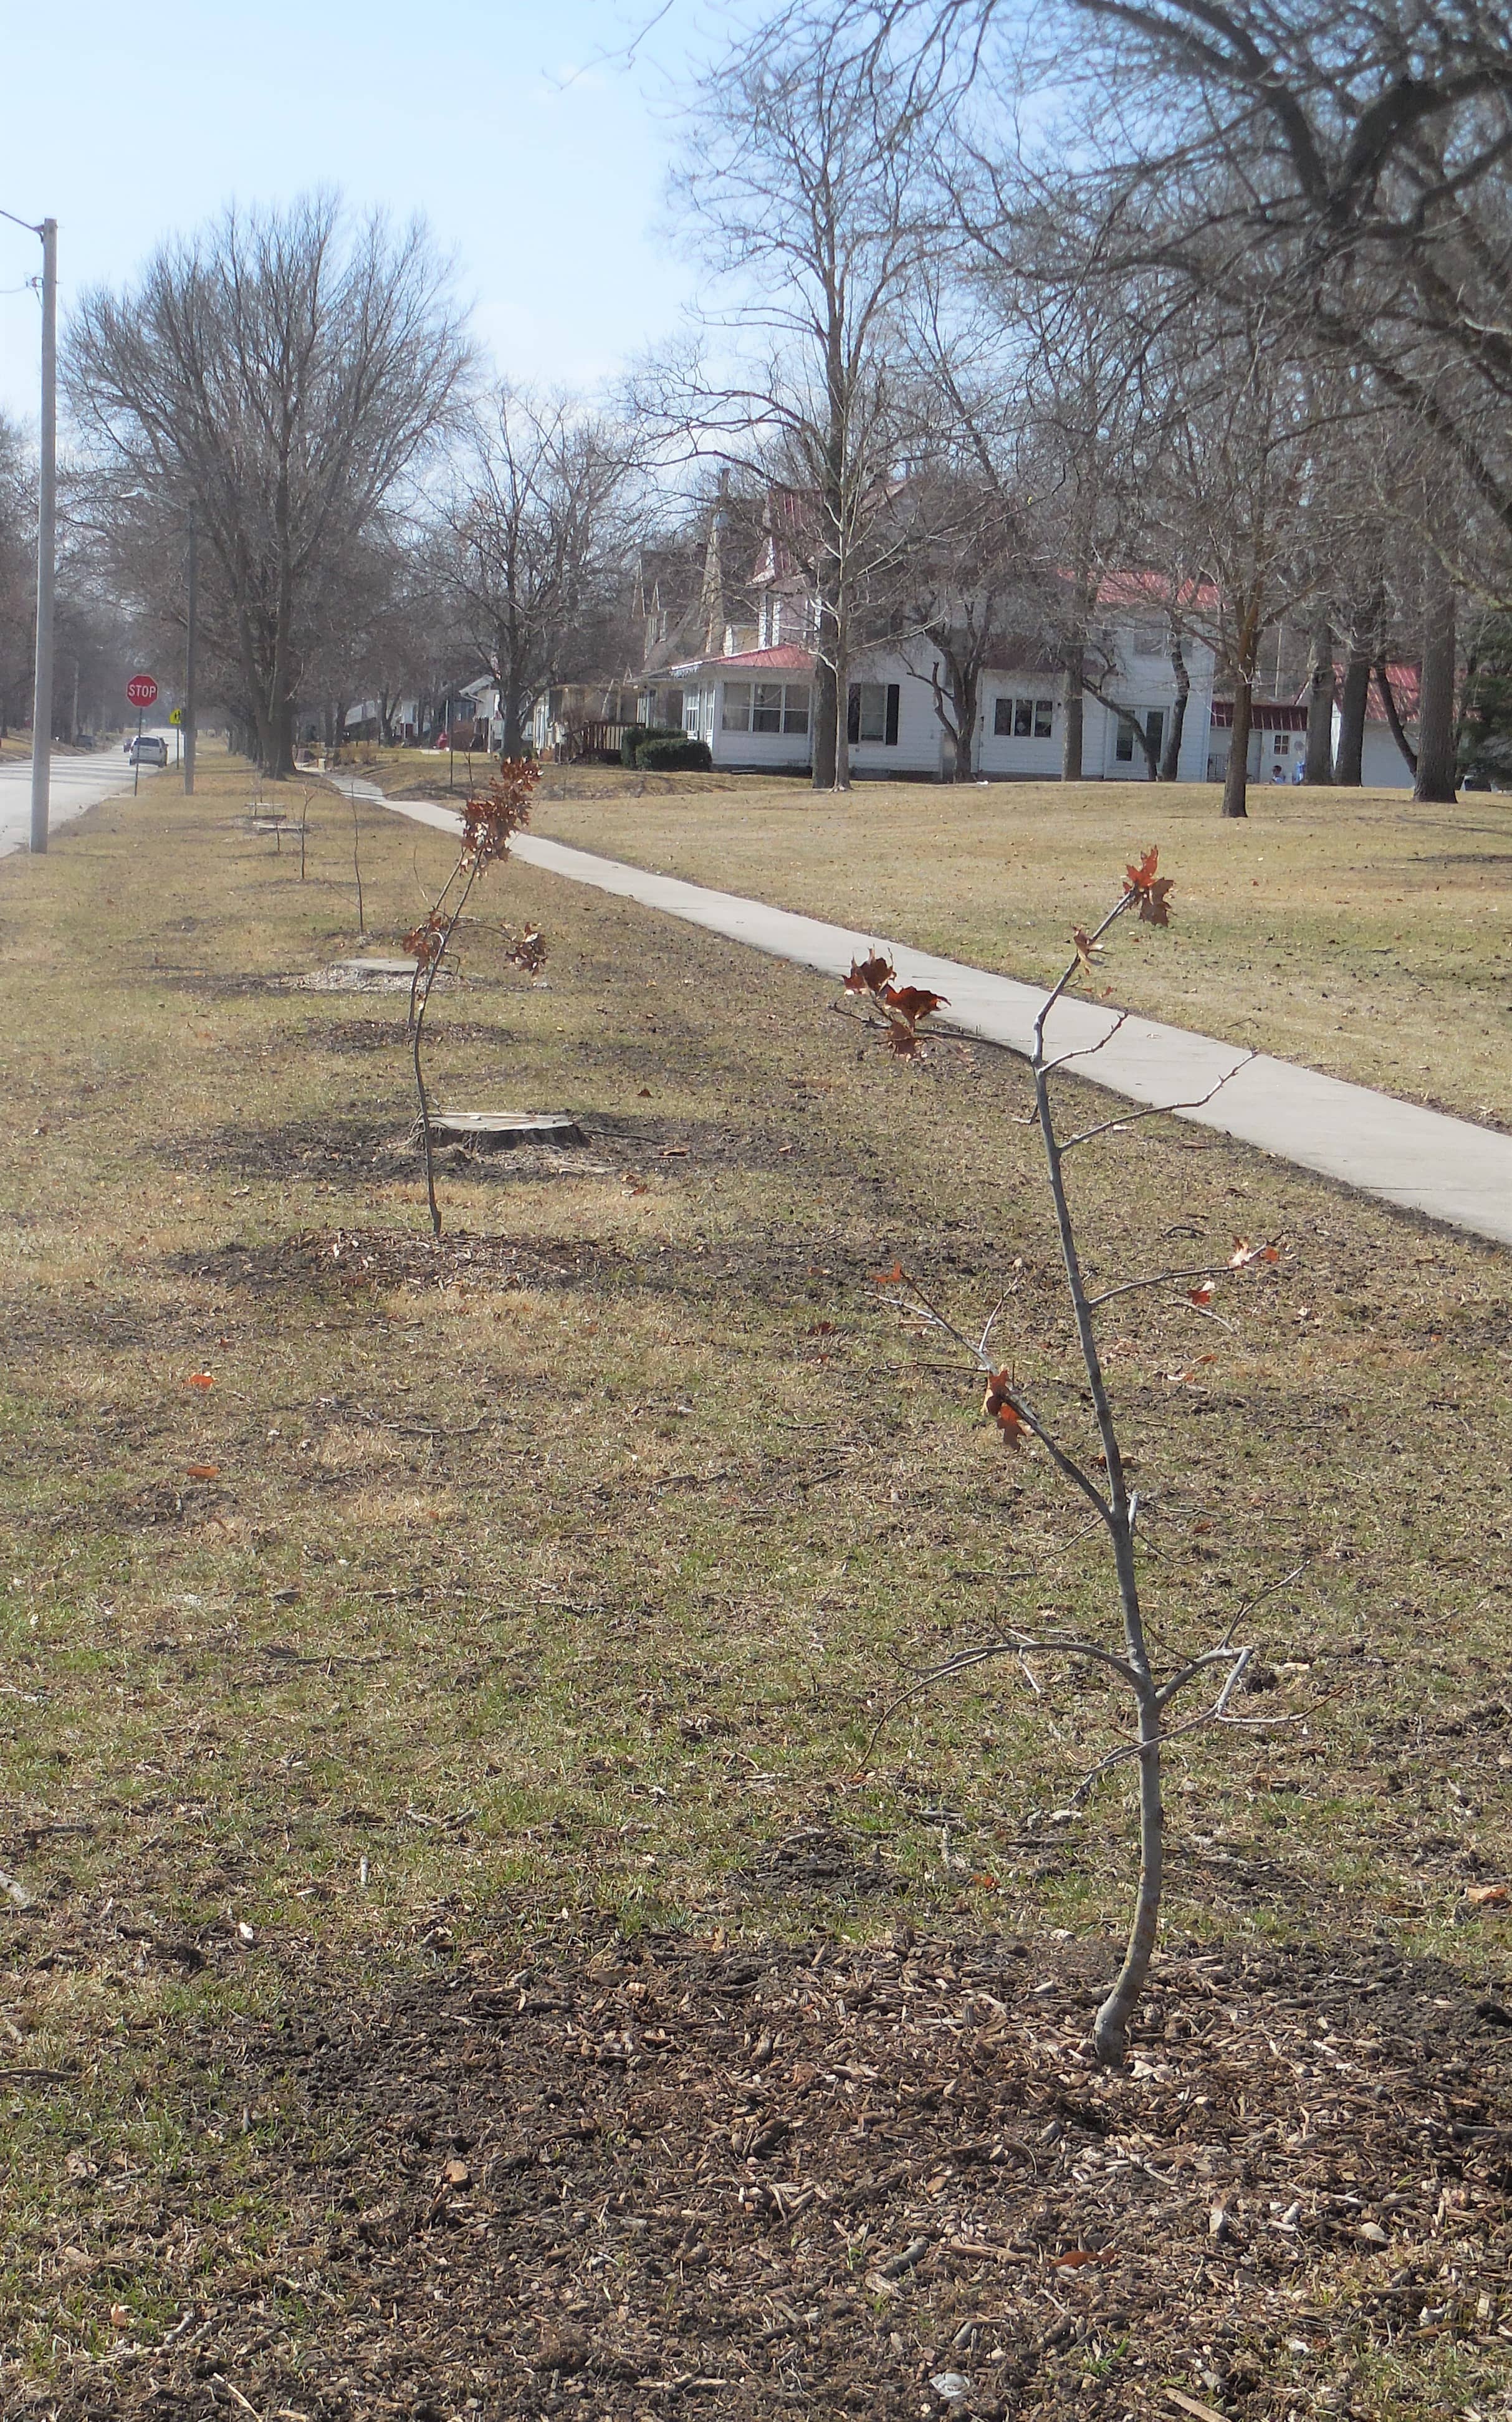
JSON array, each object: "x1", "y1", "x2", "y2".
[
  {"x1": 351, "y1": 790, "x2": 366, "y2": 938},
  {"x1": 843, "y1": 856, "x2": 1295, "y2": 2067},
  {"x1": 403, "y1": 760, "x2": 541, "y2": 1240}
]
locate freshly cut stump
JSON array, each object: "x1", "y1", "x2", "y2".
[
  {"x1": 311, "y1": 957, "x2": 456, "y2": 992},
  {"x1": 421, "y1": 1112, "x2": 585, "y2": 1151}
]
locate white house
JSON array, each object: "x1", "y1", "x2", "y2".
[{"x1": 661, "y1": 614, "x2": 1218, "y2": 781}]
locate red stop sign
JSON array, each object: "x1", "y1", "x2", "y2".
[{"x1": 125, "y1": 674, "x2": 159, "y2": 709}]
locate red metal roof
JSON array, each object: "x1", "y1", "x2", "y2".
[
  {"x1": 1094, "y1": 569, "x2": 1222, "y2": 613},
  {"x1": 1372, "y1": 662, "x2": 1421, "y2": 719},
  {"x1": 1210, "y1": 701, "x2": 1309, "y2": 730},
  {"x1": 670, "y1": 644, "x2": 816, "y2": 676}
]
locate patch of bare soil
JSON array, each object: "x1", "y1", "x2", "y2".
[
  {"x1": 21, "y1": 1930, "x2": 1510, "y2": 2421},
  {"x1": 152, "y1": 967, "x2": 292, "y2": 998},
  {"x1": 171, "y1": 1226, "x2": 616, "y2": 1300},
  {"x1": 155, "y1": 1121, "x2": 402, "y2": 1179},
  {"x1": 168, "y1": 1222, "x2": 909, "y2": 1317}
]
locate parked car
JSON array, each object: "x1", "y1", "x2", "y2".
[{"x1": 129, "y1": 735, "x2": 169, "y2": 767}]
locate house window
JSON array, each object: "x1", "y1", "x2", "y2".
[
  {"x1": 723, "y1": 679, "x2": 809, "y2": 736},
  {"x1": 995, "y1": 695, "x2": 1056, "y2": 739},
  {"x1": 1275, "y1": 732, "x2": 1290, "y2": 755},
  {"x1": 847, "y1": 682, "x2": 899, "y2": 745},
  {"x1": 1131, "y1": 622, "x2": 1164, "y2": 658},
  {"x1": 1116, "y1": 708, "x2": 1164, "y2": 766}
]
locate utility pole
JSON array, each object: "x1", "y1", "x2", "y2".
[
  {"x1": 184, "y1": 501, "x2": 198, "y2": 795},
  {"x1": 2, "y1": 209, "x2": 55, "y2": 853},
  {"x1": 30, "y1": 219, "x2": 57, "y2": 852}
]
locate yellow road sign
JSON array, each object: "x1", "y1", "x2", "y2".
[{"x1": 168, "y1": 707, "x2": 183, "y2": 725}]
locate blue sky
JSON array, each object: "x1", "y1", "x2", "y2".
[{"x1": 0, "y1": 0, "x2": 704, "y2": 427}]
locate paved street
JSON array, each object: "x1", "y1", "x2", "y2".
[
  {"x1": 348, "y1": 779, "x2": 1512, "y2": 1252},
  {"x1": 0, "y1": 739, "x2": 170, "y2": 856}
]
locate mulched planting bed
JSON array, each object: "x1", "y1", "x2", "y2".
[{"x1": 21, "y1": 1928, "x2": 1510, "y2": 2421}]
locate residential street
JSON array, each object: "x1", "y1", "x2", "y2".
[{"x1": 0, "y1": 742, "x2": 167, "y2": 855}]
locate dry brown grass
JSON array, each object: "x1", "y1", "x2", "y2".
[
  {"x1": 520, "y1": 773, "x2": 1512, "y2": 1129},
  {"x1": 0, "y1": 744, "x2": 1507, "y2": 2416}
]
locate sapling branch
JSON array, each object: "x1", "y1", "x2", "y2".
[
  {"x1": 1038, "y1": 1009, "x2": 1132, "y2": 1078},
  {"x1": 1057, "y1": 1049, "x2": 1260, "y2": 1152}
]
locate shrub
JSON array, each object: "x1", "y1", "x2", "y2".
[
  {"x1": 638, "y1": 735, "x2": 714, "y2": 772},
  {"x1": 621, "y1": 724, "x2": 684, "y2": 767}
]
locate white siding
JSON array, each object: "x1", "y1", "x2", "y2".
[
  {"x1": 1358, "y1": 723, "x2": 1416, "y2": 789},
  {"x1": 977, "y1": 682, "x2": 1061, "y2": 778},
  {"x1": 693, "y1": 623, "x2": 1220, "y2": 782}
]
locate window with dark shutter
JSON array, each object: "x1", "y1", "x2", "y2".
[{"x1": 884, "y1": 684, "x2": 899, "y2": 744}]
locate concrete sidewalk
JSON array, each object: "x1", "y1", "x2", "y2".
[{"x1": 345, "y1": 780, "x2": 1512, "y2": 1250}]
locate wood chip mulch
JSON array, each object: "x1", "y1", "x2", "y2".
[{"x1": 17, "y1": 1928, "x2": 1511, "y2": 2420}]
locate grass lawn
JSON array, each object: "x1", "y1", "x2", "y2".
[
  {"x1": 349, "y1": 757, "x2": 1512, "y2": 1133},
  {"x1": 1, "y1": 747, "x2": 1508, "y2": 2419}
]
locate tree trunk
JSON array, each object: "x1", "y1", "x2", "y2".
[
  {"x1": 1414, "y1": 573, "x2": 1458, "y2": 803},
  {"x1": 833, "y1": 627, "x2": 851, "y2": 792},
  {"x1": 1222, "y1": 675, "x2": 1253, "y2": 820},
  {"x1": 1303, "y1": 621, "x2": 1335, "y2": 784},
  {"x1": 1061, "y1": 643, "x2": 1084, "y2": 780},
  {"x1": 270, "y1": 694, "x2": 297, "y2": 780},
  {"x1": 502, "y1": 680, "x2": 525, "y2": 759},
  {"x1": 1334, "y1": 639, "x2": 1372, "y2": 785},
  {"x1": 1092, "y1": 1672, "x2": 1164, "y2": 2067},
  {"x1": 954, "y1": 664, "x2": 979, "y2": 780},
  {"x1": 1158, "y1": 636, "x2": 1189, "y2": 780},
  {"x1": 811, "y1": 655, "x2": 837, "y2": 788}
]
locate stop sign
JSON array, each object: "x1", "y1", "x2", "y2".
[{"x1": 125, "y1": 674, "x2": 159, "y2": 709}]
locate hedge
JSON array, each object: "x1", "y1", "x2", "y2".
[{"x1": 637, "y1": 736, "x2": 714, "y2": 772}]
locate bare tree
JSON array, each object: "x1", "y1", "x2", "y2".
[
  {"x1": 66, "y1": 191, "x2": 469, "y2": 775},
  {"x1": 890, "y1": 464, "x2": 1033, "y2": 778},
  {"x1": 433, "y1": 388, "x2": 642, "y2": 757},
  {"x1": 1138, "y1": 310, "x2": 1347, "y2": 816},
  {"x1": 902, "y1": 4, "x2": 1512, "y2": 560},
  {"x1": 651, "y1": 16, "x2": 939, "y2": 789}
]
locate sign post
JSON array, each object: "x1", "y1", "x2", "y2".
[
  {"x1": 169, "y1": 705, "x2": 183, "y2": 767},
  {"x1": 126, "y1": 673, "x2": 158, "y2": 794}
]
